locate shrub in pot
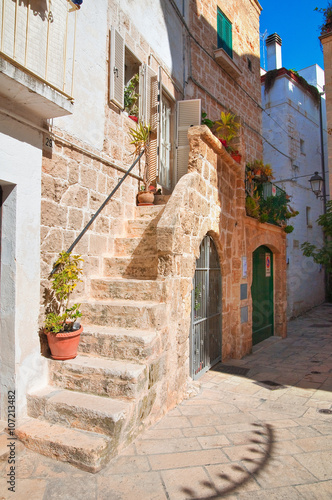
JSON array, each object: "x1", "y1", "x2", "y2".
[
  {"x1": 128, "y1": 123, "x2": 155, "y2": 205},
  {"x1": 44, "y1": 252, "x2": 83, "y2": 360}
]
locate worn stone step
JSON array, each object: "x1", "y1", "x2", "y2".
[
  {"x1": 113, "y1": 236, "x2": 157, "y2": 257},
  {"x1": 78, "y1": 325, "x2": 161, "y2": 362},
  {"x1": 102, "y1": 255, "x2": 158, "y2": 278},
  {"x1": 126, "y1": 219, "x2": 158, "y2": 237},
  {"x1": 89, "y1": 277, "x2": 166, "y2": 302},
  {"x1": 49, "y1": 355, "x2": 148, "y2": 400},
  {"x1": 135, "y1": 205, "x2": 165, "y2": 219},
  {"x1": 16, "y1": 418, "x2": 112, "y2": 473},
  {"x1": 27, "y1": 386, "x2": 133, "y2": 440},
  {"x1": 81, "y1": 299, "x2": 166, "y2": 329}
]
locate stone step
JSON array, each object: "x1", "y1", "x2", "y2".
[
  {"x1": 27, "y1": 386, "x2": 133, "y2": 440},
  {"x1": 16, "y1": 418, "x2": 112, "y2": 473},
  {"x1": 81, "y1": 299, "x2": 166, "y2": 329},
  {"x1": 89, "y1": 277, "x2": 166, "y2": 302},
  {"x1": 78, "y1": 325, "x2": 161, "y2": 362},
  {"x1": 102, "y1": 255, "x2": 158, "y2": 279},
  {"x1": 126, "y1": 219, "x2": 158, "y2": 237},
  {"x1": 49, "y1": 355, "x2": 148, "y2": 400},
  {"x1": 113, "y1": 236, "x2": 157, "y2": 257},
  {"x1": 134, "y1": 205, "x2": 165, "y2": 219}
]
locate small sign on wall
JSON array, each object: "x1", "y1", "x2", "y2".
[
  {"x1": 44, "y1": 134, "x2": 53, "y2": 151},
  {"x1": 266, "y1": 253, "x2": 271, "y2": 277}
]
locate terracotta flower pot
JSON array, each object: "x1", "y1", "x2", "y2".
[
  {"x1": 231, "y1": 153, "x2": 242, "y2": 163},
  {"x1": 46, "y1": 326, "x2": 83, "y2": 360},
  {"x1": 137, "y1": 191, "x2": 154, "y2": 205}
]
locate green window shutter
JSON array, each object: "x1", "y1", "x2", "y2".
[{"x1": 217, "y1": 9, "x2": 232, "y2": 59}]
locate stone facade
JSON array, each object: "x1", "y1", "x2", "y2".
[
  {"x1": 320, "y1": 32, "x2": 332, "y2": 197},
  {"x1": 261, "y1": 39, "x2": 327, "y2": 319},
  {"x1": 1, "y1": 0, "x2": 288, "y2": 471}
]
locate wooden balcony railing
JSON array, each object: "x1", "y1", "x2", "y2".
[{"x1": 0, "y1": 0, "x2": 78, "y2": 100}]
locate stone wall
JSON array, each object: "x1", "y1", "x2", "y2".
[
  {"x1": 40, "y1": 127, "x2": 140, "y2": 304},
  {"x1": 321, "y1": 32, "x2": 332, "y2": 197},
  {"x1": 156, "y1": 126, "x2": 286, "y2": 401},
  {"x1": 187, "y1": 0, "x2": 263, "y2": 161}
]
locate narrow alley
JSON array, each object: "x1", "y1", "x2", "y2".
[{"x1": 1, "y1": 304, "x2": 331, "y2": 499}]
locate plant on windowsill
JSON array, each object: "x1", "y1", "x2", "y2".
[
  {"x1": 128, "y1": 122, "x2": 154, "y2": 205},
  {"x1": 44, "y1": 252, "x2": 84, "y2": 360}
]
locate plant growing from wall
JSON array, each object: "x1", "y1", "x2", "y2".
[{"x1": 315, "y1": 3, "x2": 332, "y2": 34}]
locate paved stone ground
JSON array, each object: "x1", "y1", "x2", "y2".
[{"x1": 1, "y1": 304, "x2": 332, "y2": 499}]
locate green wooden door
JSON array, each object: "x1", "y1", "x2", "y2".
[{"x1": 252, "y1": 245, "x2": 274, "y2": 345}]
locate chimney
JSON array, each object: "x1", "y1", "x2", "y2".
[{"x1": 266, "y1": 33, "x2": 282, "y2": 71}]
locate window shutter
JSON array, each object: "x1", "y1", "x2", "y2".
[
  {"x1": 175, "y1": 99, "x2": 201, "y2": 184},
  {"x1": 223, "y1": 17, "x2": 232, "y2": 58},
  {"x1": 217, "y1": 9, "x2": 232, "y2": 58},
  {"x1": 110, "y1": 27, "x2": 124, "y2": 108},
  {"x1": 140, "y1": 64, "x2": 159, "y2": 184}
]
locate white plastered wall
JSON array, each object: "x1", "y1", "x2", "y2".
[{"x1": 0, "y1": 114, "x2": 47, "y2": 422}]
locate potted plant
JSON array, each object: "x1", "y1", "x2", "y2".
[
  {"x1": 128, "y1": 123, "x2": 154, "y2": 205},
  {"x1": 215, "y1": 111, "x2": 241, "y2": 153},
  {"x1": 44, "y1": 252, "x2": 83, "y2": 360}
]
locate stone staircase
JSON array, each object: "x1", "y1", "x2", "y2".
[{"x1": 17, "y1": 205, "x2": 169, "y2": 473}]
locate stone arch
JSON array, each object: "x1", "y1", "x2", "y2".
[
  {"x1": 190, "y1": 233, "x2": 222, "y2": 379},
  {"x1": 246, "y1": 221, "x2": 287, "y2": 340}
]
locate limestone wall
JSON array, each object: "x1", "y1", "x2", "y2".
[{"x1": 156, "y1": 126, "x2": 286, "y2": 402}]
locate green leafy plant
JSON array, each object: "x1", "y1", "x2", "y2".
[
  {"x1": 45, "y1": 252, "x2": 83, "y2": 334},
  {"x1": 128, "y1": 122, "x2": 152, "y2": 192},
  {"x1": 201, "y1": 111, "x2": 215, "y2": 129},
  {"x1": 301, "y1": 200, "x2": 332, "y2": 299},
  {"x1": 215, "y1": 111, "x2": 240, "y2": 145},
  {"x1": 124, "y1": 73, "x2": 139, "y2": 116},
  {"x1": 246, "y1": 194, "x2": 260, "y2": 219},
  {"x1": 315, "y1": 3, "x2": 332, "y2": 33}
]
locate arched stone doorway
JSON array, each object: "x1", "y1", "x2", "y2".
[
  {"x1": 252, "y1": 245, "x2": 274, "y2": 345},
  {"x1": 191, "y1": 235, "x2": 222, "y2": 379}
]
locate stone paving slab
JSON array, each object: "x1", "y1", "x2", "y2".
[{"x1": 1, "y1": 304, "x2": 332, "y2": 499}]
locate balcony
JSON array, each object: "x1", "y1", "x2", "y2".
[
  {"x1": 245, "y1": 173, "x2": 298, "y2": 233},
  {"x1": 0, "y1": 0, "x2": 78, "y2": 119}
]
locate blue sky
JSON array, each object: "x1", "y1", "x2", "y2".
[{"x1": 259, "y1": 1, "x2": 327, "y2": 71}]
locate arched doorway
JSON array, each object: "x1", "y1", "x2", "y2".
[
  {"x1": 252, "y1": 245, "x2": 274, "y2": 345},
  {"x1": 191, "y1": 235, "x2": 222, "y2": 379}
]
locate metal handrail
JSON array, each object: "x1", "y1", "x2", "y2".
[{"x1": 50, "y1": 149, "x2": 145, "y2": 275}]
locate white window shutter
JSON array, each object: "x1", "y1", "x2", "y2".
[
  {"x1": 140, "y1": 64, "x2": 159, "y2": 183},
  {"x1": 175, "y1": 99, "x2": 201, "y2": 184},
  {"x1": 110, "y1": 27, "x2": 124, "y2": 109},
  {"x1": 139, "y1": 65, "x2": 145, "y2": 123}
]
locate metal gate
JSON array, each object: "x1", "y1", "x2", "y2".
[{"x1": 191, "y1": 235, "x2": 222, "y2": 379}]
